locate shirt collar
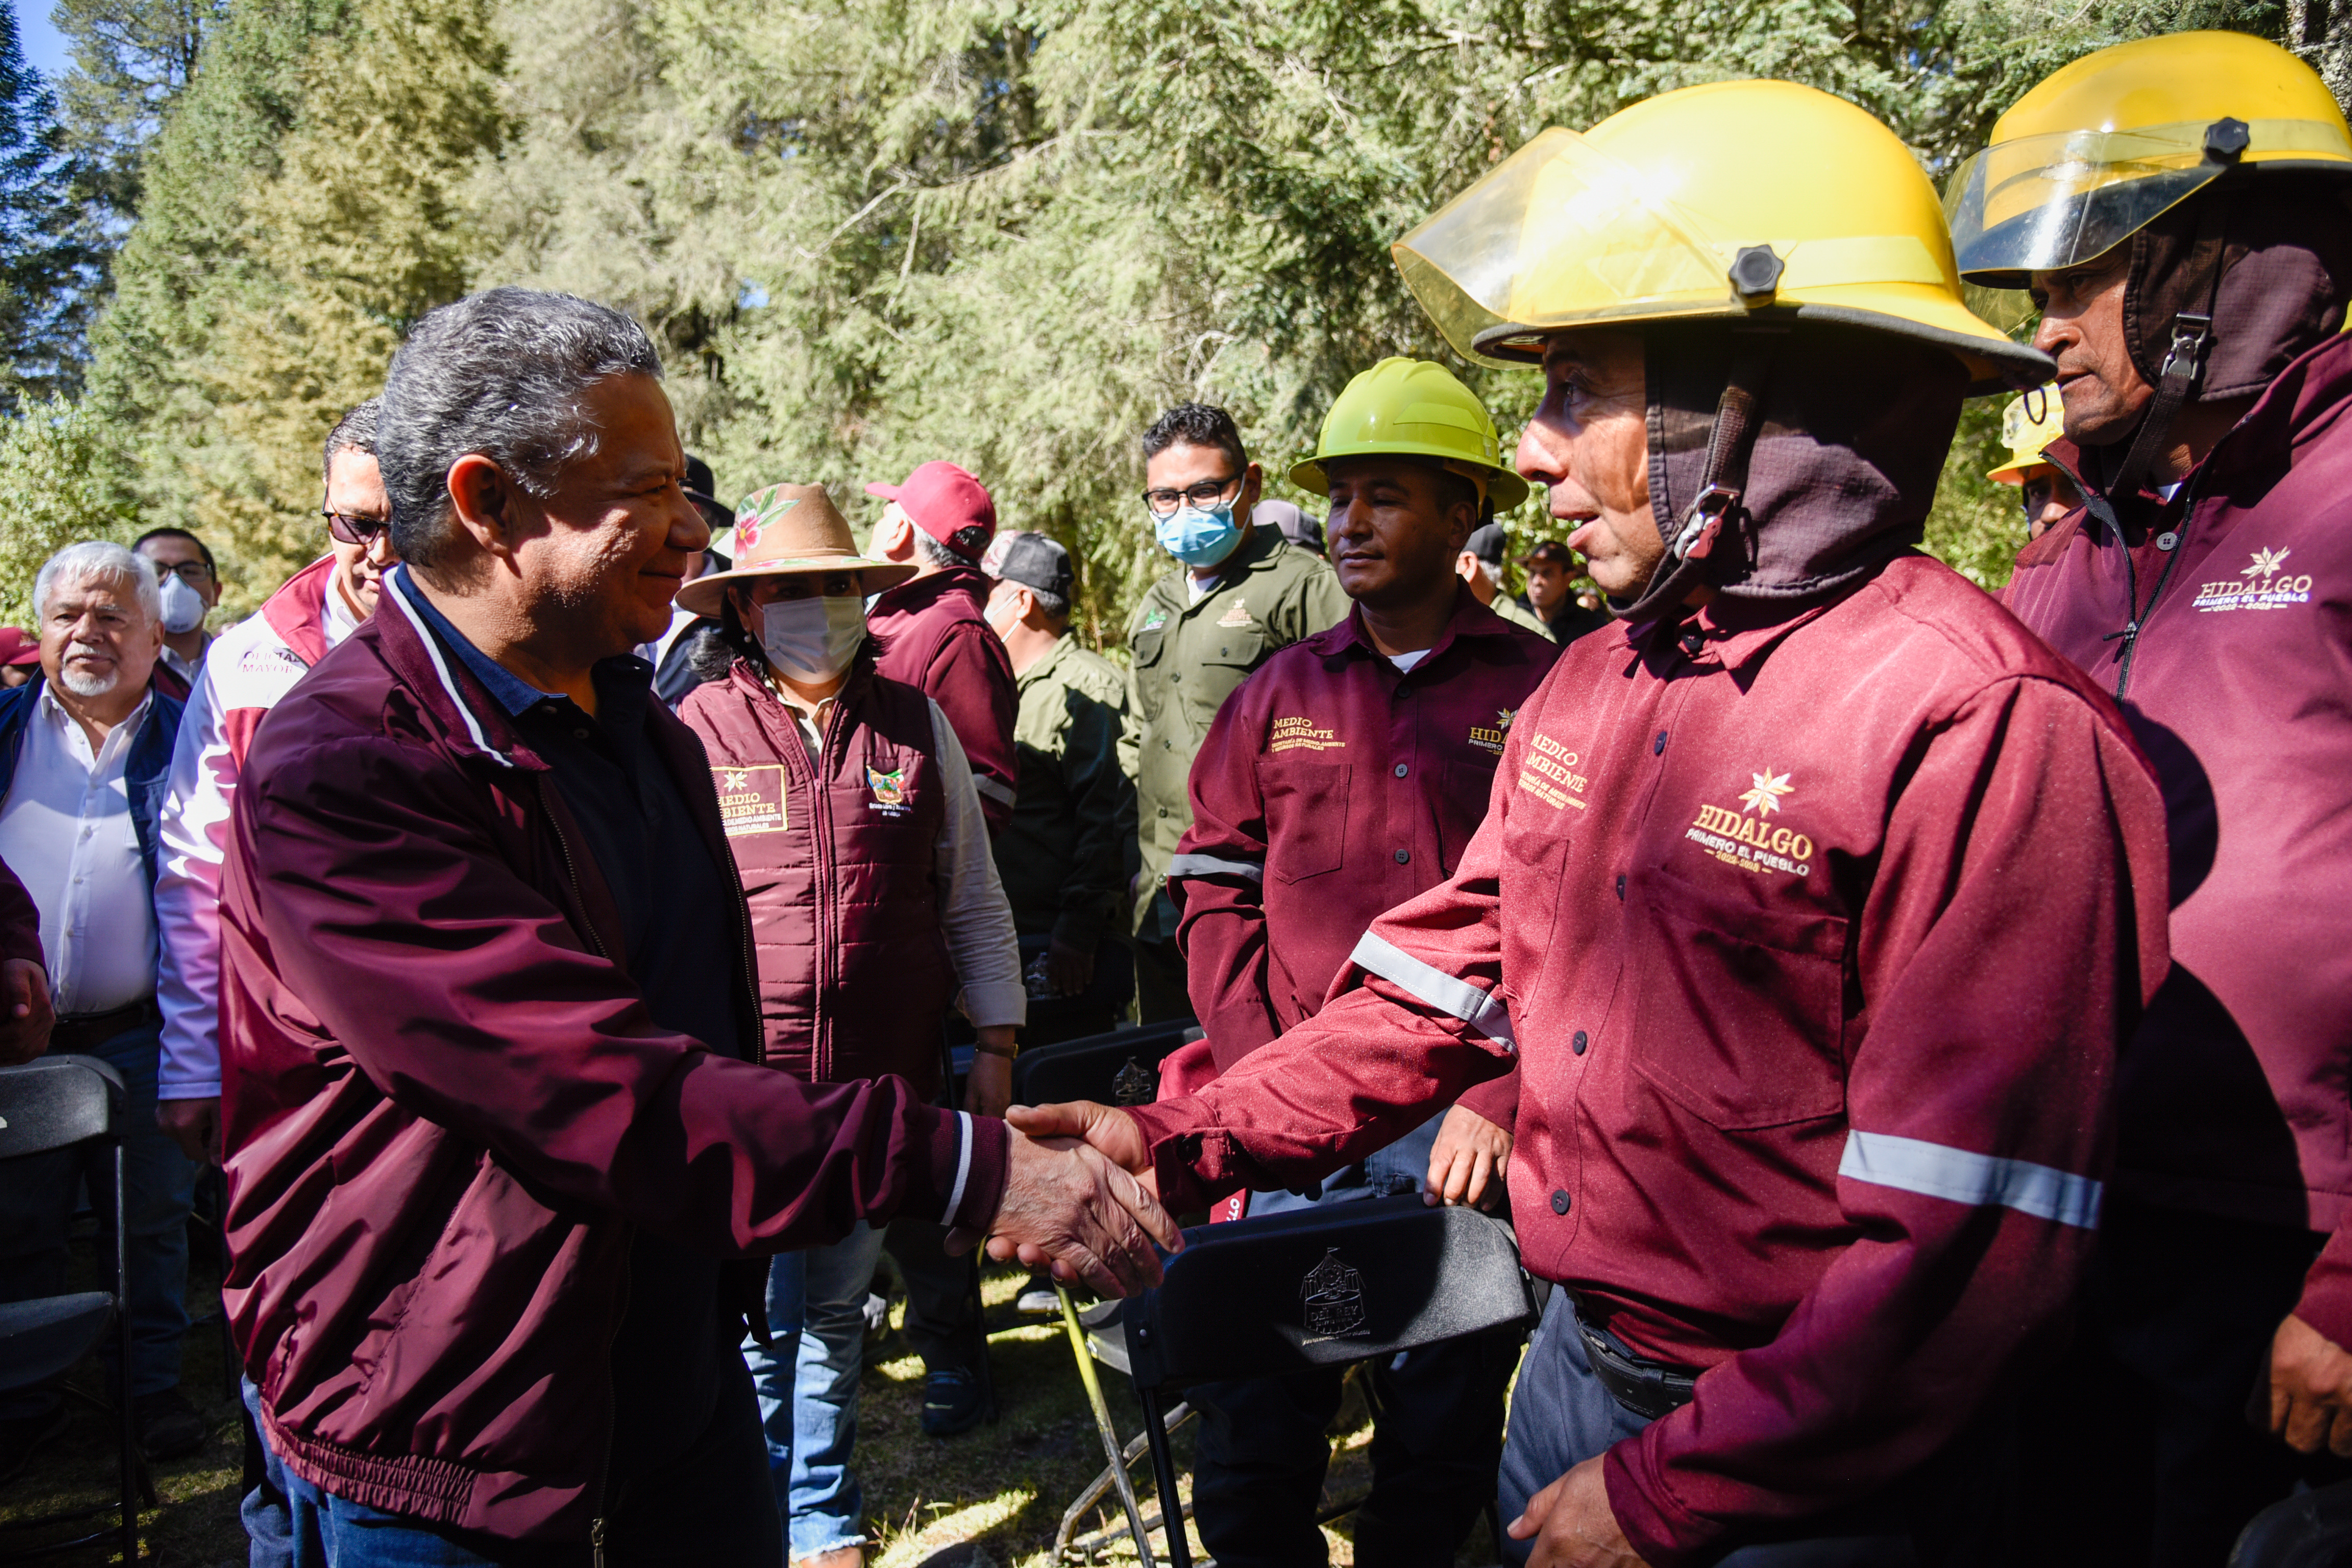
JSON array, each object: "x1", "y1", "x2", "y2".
[
  {"x1": 36, "y1": 678, "x2": 152, "y2": 763},
  {"x1": 390, "y1": 565, "x2": 565, "y2": 718},
  {"x1": 1314, "y1": 581, "x2": 1513, "y2": 665}
]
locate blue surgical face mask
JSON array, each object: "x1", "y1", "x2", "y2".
[{"x1": 1153, "y1": 496, "x2": 1244, "y2": 569}]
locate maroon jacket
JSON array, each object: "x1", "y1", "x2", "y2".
[
  {"x1": 868, "y1": 565, "x2": 1018, "y2": 835},
  {"x1": 679, "y1": 657, "x2": 957, "y2": 1097},
  {"x1": 1129, "y1": 555, "x2": 2170, "y2": 1564},
  {"x1": 1172, "y1": 587, "x2": 1555, "y2": 1130},
  {"x1": 216, "y1": 579, "x2": 1006, "y2": 1541},
  {"x1": 0, "y1": 853, "x2": 36, "y2": 966},
  {"x1": 2001, "y1": 330, "x2": 2352, "y2": 1344}
]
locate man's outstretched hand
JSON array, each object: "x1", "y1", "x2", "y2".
[
  {"x1": 1006, "y1": 1099, "x2": 1150, "y2": 1174},
  {"x1": 0, "y1": 959, "x2": 53, "y2": 1066},
  {"x1": 948, "y1": 1123, "x2": 1180, "y2": 1298},
  {"x1": 987, "y1": 1101, "x2": 1163, "y2": 1281}
]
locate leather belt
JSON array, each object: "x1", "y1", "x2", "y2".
[
  {"x1": 51, "y1": 998, "x2": 161, "y2": 1055},
  {"x1": 1572, "y1": 1304, "x2": 1698, "y2": 1420}
]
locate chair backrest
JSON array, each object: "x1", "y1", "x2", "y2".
[
  {"x1": 1121, "y1": 1194, "x2": 1536, "y2": 1392},
  {"x1": 0, "y1": 1056, "x2": 124, "y2": 1162},
  {"x1": 1011, "y1": 1020, "x2": 1202, "y2": 1108}
]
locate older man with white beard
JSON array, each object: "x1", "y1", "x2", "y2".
[{"x1": 0, "y1": 542, "x2": 201, "y2": 1479}]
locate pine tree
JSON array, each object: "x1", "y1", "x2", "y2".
[
  {"x1": 53, "y1": 0, "x2": 228, "y2": 221},
  {"x1": 0, "y1": 7, "x2": 101, "y2": 410},
  {"x1": 186, "y1": 0, "x2": 507, "y2": 591}
]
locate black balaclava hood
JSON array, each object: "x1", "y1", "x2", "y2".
[
  {"x1": 1637, "y1": 321, "x2": 1966, "y2": 613},
  {"x1": 2120, "y1": 176, "x2": 2352, "y2": 410}
]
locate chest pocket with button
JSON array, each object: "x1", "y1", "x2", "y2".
[
  {"x1": 1264, "y1": 760, "x2": 1349, "y2": 882},
  {"x1": 1188, "y1": 630, "x2": 1267, "y2": 730},
  {"x1": 1625, "y1": 867, "x2": 1849, "y2": 1130}
]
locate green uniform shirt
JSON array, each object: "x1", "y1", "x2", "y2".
[
  {"x1": 1489, "y1": 590, "x2": 1558, "y2": 642},
  {"x1": 996, "y1": 634, "x2": 1135, "y2": 952},
  {"x1": 1123, "y1": 526, "x2": 1351, "y2": 940}
]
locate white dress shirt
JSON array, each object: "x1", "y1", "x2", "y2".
[{"x1": 0, "y1": 683, "x2": 157, "y2": 1013}]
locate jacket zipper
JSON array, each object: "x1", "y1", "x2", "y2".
[
  {"x1": 812, "y1": 691, "x2": 843, "y2": 1083},
  {"x1": 588, "y1": 1250, "x2": 630, "y2": 1566},
  {"x1": 547, "y1": 781, "x2": 626, "y2": 1557},
  {"x1": 2106, "y1": 481, "x2": 2198, "y2": 703},
  {"x1": 545, "y1": 796, "x2": 611, "y2": 962}
]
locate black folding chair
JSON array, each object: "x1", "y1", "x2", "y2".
[
  {"x1": 0, "y1": 1056, "x2": 143, "y2": 1564},
  {"x1": 1008, "y1": 1017, "x2": 1201, "y2": 1119},
  {"x1": 2230, "y1": 1476, "x2": 2352, "y2": 1567},
  {"x1": 1108, "y1": 1196, "x2": 1537, "y2": 1567}
]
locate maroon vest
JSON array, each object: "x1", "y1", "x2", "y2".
[{"x1": 679, "y1": 658, "x2": 956, "y2": 1095}]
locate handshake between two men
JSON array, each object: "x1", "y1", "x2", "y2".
[
  {"x1": 956, "y1": 1099, "x2": 1174, "y2": 1294},
  {"x1": 972, "y1": 1096, "x2": 1512, "y2": 1293}
]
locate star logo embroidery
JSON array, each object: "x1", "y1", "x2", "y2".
[
  {"x1": 1496, "y1": 708, "x2": 1517, "y2": 732},
  {"x1": 1738, "y1": 768, "x2": 1793, "y2": 816},
  {"x1": 722, "y1": 770, "x2": 749, "y2": 790},
  {"x1": 2245, "y1": 546, "x2": 2292, "y2": 578}
]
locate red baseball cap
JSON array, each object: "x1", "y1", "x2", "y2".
[
  {"x1": 0, "y1": 628, "x2": 38, "y2": 667},
  {"x1": 865, "y1": 461, "x2": 997, "y2": 561}
]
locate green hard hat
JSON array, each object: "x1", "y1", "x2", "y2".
[{"x1": 1291, "y1": 357, "x2": 1531, "y2": 512}]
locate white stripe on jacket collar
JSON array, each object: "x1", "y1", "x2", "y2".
[
  {"x1": 385, "y1": 568, "x2": 513, "y2": 769},
  {"x1": 1347, "y1": 931, "x2": 1516, "y2": 1051}
]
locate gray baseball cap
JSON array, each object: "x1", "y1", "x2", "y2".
[{"x1": 985, "y1": 530, "x2": 1074, "y2": 598}]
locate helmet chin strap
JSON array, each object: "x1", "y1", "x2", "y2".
[
  {"x1": 2097, "y1": 179, "x2": 2238, "y2": 518},
  {"x1": 1608, "y1": 329, "x2": 1783, "y2": 623}
]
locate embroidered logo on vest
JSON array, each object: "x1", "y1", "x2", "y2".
[
  {"x1": 712, "y1": 765, "x2": 787, "y2": 836},
  {"x1": 866, "y1": 765, "x2": 912, "y2": 817}
]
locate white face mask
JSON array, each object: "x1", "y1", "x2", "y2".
[
  {"x1": 158, "y1": 571, "x2": 207, "y2": 635},
  {"x1": 760, "y1": 595, "x2": 867, "y2": 684}
]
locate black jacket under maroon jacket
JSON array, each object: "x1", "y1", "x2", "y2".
[{"x1": 216, "y1": 578, "x2": 1003, "y2": 1542}]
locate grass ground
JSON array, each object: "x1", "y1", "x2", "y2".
[{"x1": 1, "y1": 1242, "x2": 1505, "y2": 1567}]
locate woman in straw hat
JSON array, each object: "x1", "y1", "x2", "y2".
[{"x1": 676, "y1": 483, "x2": 1025, "y2": 1568}]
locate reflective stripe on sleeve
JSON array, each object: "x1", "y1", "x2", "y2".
[
  {"x1": 974, "y1": 774, "x2": 1018, "y2": 808},
  {"x1": 942, "y1": 1110, "x2": 975, "y2": 1226},
  {"x1": 1167, "y1": 853, "x2": 1265, "y2": 883},
  {"x1": 1839, "y1": 1130, "x2": 2102, "y2": 1229},
  {"x1": 1347, "y1": 932, "x2": 1516, "y2": 1052}
]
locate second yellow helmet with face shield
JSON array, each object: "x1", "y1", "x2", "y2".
[
  {"x1": 1945, "y1": 31, "x2": 2352, "y2": 290},
  {"x1": 1393, "y1": 78, "x2": 2049, "y2": 393}
]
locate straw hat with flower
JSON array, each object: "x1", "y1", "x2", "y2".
[{"x1": 676, "y1": 483, "x2": 915, "y2": 618}]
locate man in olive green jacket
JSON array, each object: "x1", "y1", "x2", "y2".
[
  {"x1": 1123, "y1": 403, "x2": 1349, "y2": 1022},
  {"x1": 983, "y1": 532, "x2": 1137, "y2": 1044}
]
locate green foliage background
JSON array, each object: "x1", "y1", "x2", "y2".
[{"x1": 15, "y1": 0, "x2": 2301, "y2": 632}]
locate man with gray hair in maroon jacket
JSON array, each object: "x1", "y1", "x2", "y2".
[{"x1": 215, "y1": 286, "x2": 1176, "y2": 1567}]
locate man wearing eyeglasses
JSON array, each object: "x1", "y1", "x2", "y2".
[
  {"x1": 133, "y1": 528, "x2": 222, "y2": 701},
  {"x1": 1125, "y1": 403, "x2": 1348, "y2": 1022},
  {"x1": 155, "y1": 399, "x2": 398, "y2": 1168}
]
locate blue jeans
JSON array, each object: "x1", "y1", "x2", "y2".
[
  {"x1": 243, "y1": 1376, "x2": 294, "y2": 1568},
  {"x1": 1499, "y1": 1294, "x2": 2012, "y2": 1566},
  {"x1": 1244, "y1": 1106, "x2": 1447, "y2": 1217},
  {"x1": 745, "y1": 1222, "x2": 889, "y2": 1559},
  {"x1": 0, "y1": 1022, "x2": 197, "y2": 1416}
]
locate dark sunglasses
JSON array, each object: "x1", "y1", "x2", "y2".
[{"x1": 323, "y1": 509, "x2": 389, "y2": 546}]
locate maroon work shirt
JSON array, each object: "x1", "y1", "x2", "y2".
[
  {"x1": 2001, "y1": 332, "x2": 2352, "y2": 1346},
  {"x1": 1129, "y1": 553, "x2": 2171, "y2": 1564},
  {"x1": 1172, "y1": 587, "x2": 1555, "y2": 1130},
  {"x1": 868, "y1": 565, "x2": 1019, "y2": 835}
]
